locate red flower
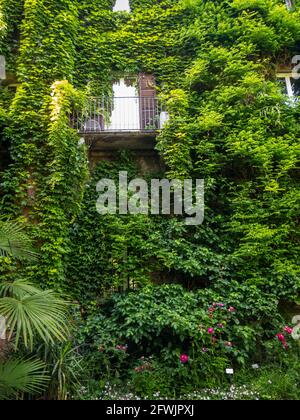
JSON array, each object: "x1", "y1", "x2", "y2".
[
  {"x1": 276, "y1": 334, "x2": 288, "y2": 350},
  {"x1": 228, "y1": 307, "x2": 236, "y2": 313},
  {"x1": 284, "y1": 326, "x2": 293, "y2": 335},
  {"x1": 180, "y1": 354, "x2": 189, "y2": 364},
  {"x1": 276, "y1": 333, "x2": 285, "y2": 342}
]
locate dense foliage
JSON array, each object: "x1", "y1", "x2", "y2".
[
  {"x1": 157, "y1": 0, "x2": 300, "y2": 300},
  {"x1": 73, "y1": 283, "x2": 299, "y2": 399},
  {"x1": 0, "y1": 220, "x2": 71, "y2": 400},
  {"x1": 65, "y1": 0, "x2": 300, "y2": 307},
  {"x1": 1, "y1": 0, "x2": 88, "y2": 289},
  {"x1": 0, "y1": 0, "x2": 299, "y2": 400}
]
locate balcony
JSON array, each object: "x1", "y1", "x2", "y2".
[{"x1": 71, "y1": 96, "x2": 168, "y2": 151}]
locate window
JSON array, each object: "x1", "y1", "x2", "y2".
[{"x1": 113, "y1": 0, "x2": 130, "y2": 12}]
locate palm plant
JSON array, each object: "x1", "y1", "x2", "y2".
[
  {"x1": 0, "y1": 280, "x2": 69, "y2": 350},
  {"x1": 0, "y1": 359, "x2": 49, "y2": 400},
  {"x1": 0, "y1": 220, "x2": 70, "y2": 400},
  {"x1": 0, "y1": 220, "x2": 38, "y2": 260}
]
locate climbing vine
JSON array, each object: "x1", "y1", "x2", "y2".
[
  {"x1": 0, "y1": 0, "x2": 299, "y2": 305},
  {"x1": 0, "y1": 0, "x2": 24, "y2": 75},
  {"x1": 1, "y1": 0, "x2": 88, "y2": 288},
  {"x1": 157, "y1": 0, "x2": 300, "y2": 299},
  {"x1": 74, "y1": 0, "x2": 185, "y2": 95}
]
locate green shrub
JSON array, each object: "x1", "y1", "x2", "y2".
[{"x1": 74, "y1": 283, "x2": 294, "y2": 393}]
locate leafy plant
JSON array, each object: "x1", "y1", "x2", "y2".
[
  {"x1": 0, "y1": 280, "x2": 69, "y2": 350},
  {"x1": 37, "y1": 341, "x2": 83, "y2": 401},
  {"x1": 0, "y1": 220, "x2": 38, "y2": 260},
  {"x1": 0, "y1": 358, "x2": 48, "y2": 400},
  {"x1": 0, "y1": 221, "x2": 70, "y2": 400}
]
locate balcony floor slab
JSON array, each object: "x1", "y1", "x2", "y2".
[{"x1": 80, "y1": 131, "x2": 158, "y2": 151}]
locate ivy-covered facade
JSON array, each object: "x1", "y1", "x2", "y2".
[{"x1": 0, "y1": 0, "x2": 299, "y2": 308}]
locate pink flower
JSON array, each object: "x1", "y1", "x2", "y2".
[
  {"x1": 202, "y1": 347, "x2": 208, "y2": 353},
  {"x1": 228, "y1": 307, "x2": 236, "y2": 313},
  {"x1": 208, "y1": 327, "x2": 214, "y2": 334},
  {"x1": 284, "y1": 326, "x2": 293, "y2": 335},
  {"x1": 225, "y1": 341, "x2": 233, "y2": 347},
  {"x1": 276, "y1": 333, "x2": 285, "y2": 343},
  {"x1": 180, "y1": 354, "x2": 189, "y2": 364},
  {"x1": 217, "y1": 323, "x2": 224, "y2": 328},
  {"x1": 276, "y1": 334, "x2": 289, "y2": 350},
  {"x1": 116, "y1": 345, "x2": 127, "y2": 351},
  {"x1": 217, "y1": 303, "x2": 225, "y2": 307}
]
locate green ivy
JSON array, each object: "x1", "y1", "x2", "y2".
[
  {"x1": 0, "y1": 0, "x2": 299, "y2": 305},
  {"x1": 157, "y1": 0, "x2": 300, "y2": 299},
  {"x1": 1, "y1": 0, "x2": 88, "y2": 289}
]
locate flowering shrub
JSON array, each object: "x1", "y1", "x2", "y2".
[
  {"x1": 74, "y1": 284, "x2": 296, "y2": 395},
  {"x1": 77, "y1": 284, "x2": 288, "y2": 372},
  {"x1": 178, "y1": 301, "x2": 256, "y2": 368},
  {"x1": 276, "y1": 325, "x2": 294, "y2": 350}
]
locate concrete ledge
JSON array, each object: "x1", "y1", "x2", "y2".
[{"x1": 81, "y1": 131, "x2": 158, "y2": 151}]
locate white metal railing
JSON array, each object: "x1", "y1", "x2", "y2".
[{"x1": 71, "y1": 96, "x2": 169, "y2": 133}]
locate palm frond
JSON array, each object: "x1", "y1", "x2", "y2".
[
  {"x1": 0, "y1": 279, "x2": 45, "y2": 299},
  {"x1": 0, "y1": 358, "x2": 49, "y2": 399},
  {"x1": 0, "y1": 284, "x2": 70, "y2": 350},
  {"x1": 0, "y1": 220, "x2": 39, "y2": 260}
]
